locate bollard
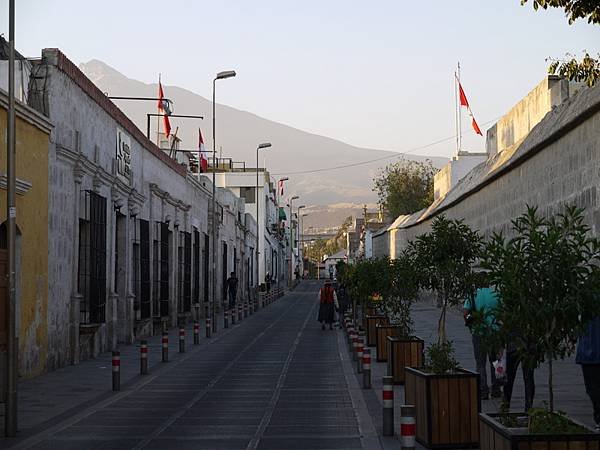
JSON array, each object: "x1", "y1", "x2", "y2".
[
  {"x1": 400, "y1": 405, "x2": 416, "y2": 450},
  {"x1": 179, "y1": 326, "x2": 186, "y2": 353},
  {"x1": 383, "y1": 376, "x2": 394, "y2": 436},
  {"x1": 232, "y1": 306, "x2": 237, "y2": 325},
  {"x1": 362, "y1": 349, "x2": 371, "y2": 389},
  {"x1": 161, "y1": 332, "x2": 169, "y2": 362},
  {"x1": 244, "y1": 301, "x2": 248, "y2": 318},
  {"x1": 193, "y1": 322, "x2": 200, "y2": 345},
  {"x1": 356, "y1": 338, "x2": 364, "y2": 373},
  {"x1": 224, "y1": 309, "x2": 229, "y2": 329},
  {"x1": 249, "y1": 300, "x2": 254, "y2": 315},
  {"x1": 347, "y1": 328, "x2": 355, "y2": 353},
  {"x1": 206, "y1": 317, "x2": 212, "y2": 338},
  {"x1": 112, "y1": 351, "x2": 120, "y2": 391},
  {"x1": 238, "y1": 304, "x2": 242, "y2": 322},
  {"x1": 140, "y1": 340, "x2": 148, "y2": 375}
]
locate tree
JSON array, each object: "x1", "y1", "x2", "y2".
[
  {"x1": 482, "y1": 205, "x2": 600, "y2": 412},
  {"x1": 386, "y1": 250, "x2": 420, "y2": 337},
  {"x1": 373, "y1": 159, "x2": 436, "y2": 218},
  {"x1": 519, "y1": 0, "x2": 600, "y2": 86}
]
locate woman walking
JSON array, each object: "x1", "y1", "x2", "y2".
[{"x1": 318, "y1": 280, "x2": 338, "y2": 330}]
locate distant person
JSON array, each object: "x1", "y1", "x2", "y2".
[
  {"x1": 336, "y1": 282, "x2": 348, "y2": 314},
  {"x1": 463, "y1": 286, "x2": 502, "y2": 400},
  {"x1": 226, "y1": 272, "x2": 238, "y2": 309},
  {"x1": 576, "y1": 316, "x2": 600, "y2": 431},
  {"x1": 318, "y1": 280, "x2": 338, "y2": 330},
  {"x1": 265, "y1": 272, "x2": 271, "y2": 292}
]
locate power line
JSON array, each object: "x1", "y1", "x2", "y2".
[{"x1": 272, "y1": 117, "x2": 500, "y2": 176}]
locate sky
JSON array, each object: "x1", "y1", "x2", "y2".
[{"x1": 4, "y1": 0, "x2": 599, "y2": 158}]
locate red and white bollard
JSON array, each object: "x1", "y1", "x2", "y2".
[
  {"x1": 362, "y1": 349, "x2": 371, "y2": 389},
  {"x1": 400, "y1": 405, "x2": 416, "y2": 450},
  {"x1": 383, "y1": 376, "x2": 394, "y2": 436},
  {"x1": 352, "y1": 334, "x2": 359, "y2": 361},
  {"x1": 179, "y1": 326, "x2": 185, "y2": 353},
  {"x1": 161, "y1": 332, "x2": 168, "y2": 362},
  {"x1": 356, "y1": 338, "x2": 364, "y2": 373},
  {"x1": 140, "y1": 340, "x2": 148, "y2": 375},
  {"x1": 112, "y1": 351, "x2": 120, "y2": 391},
  {"x1": 244, "y1": 302, "x2": 248, "y2": 318},
  {"x1": 193, "y1": 321, "x2": 200, "y2": 345},
  {"x1": 224, "y1": 309, "x2": 229, "y2": 329},
  {"x1": 238, "y1": 304, "x2": 242, "y2": 322}
]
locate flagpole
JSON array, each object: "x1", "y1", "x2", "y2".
[
  {"x1": 457, "y1": 62, "x2": 462, "y2": 152},
  {"x1": 157, "y1": 74, "x2": 161, "y2": 147},
  {"x1": 454, "y1": 68, "x2": 459, "y2": 156}
]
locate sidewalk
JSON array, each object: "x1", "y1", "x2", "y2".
[
  {"x1": 0, "y1": 307, "x2": 241, "y2": 438},
  {"x1": 350, "y1": 299, "x2": 595, "y2": 447}
]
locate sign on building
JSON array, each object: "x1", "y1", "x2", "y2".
[{"x1": 116, "y1": 128, "x2": 132, "y2": 183}]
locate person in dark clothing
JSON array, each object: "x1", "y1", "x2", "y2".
[
  {"x1": 502, "y1": 342, "x2": 536, "y2": 412},
  {"x1": 226, "y1": 272, "x2": 238, "y2": 310},
  {"x1": 265, "y1": 272, "x2": 271, "y2": 293},
  {"x1": 336, "y1": 283, "x2": 348, "y2": 313},
  {"x1": 318, "y1": 280, "x2": 338, "y2": 330},
  {"x1": 576, "y1": 316, "x2": 600, "y2": 431}
]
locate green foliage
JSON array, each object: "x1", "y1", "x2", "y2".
[
  {"x1": 520, "y1": 0, "x2": 600, "y2": 24},
  {"x1": 423, "y1": 341, "x2": 461, "y2": 375},
  {"x1": 386, "y1": 250, "x2": 420, "y2": 336},
  {"x1": 410, "y1": 215, "x2": 482, "y2": 343},
  {"x1": 481, "y1": 205, "x2": 600, "y2": 411},
  {"x1": 303, "y1": 216, "x2": 353, "y2": 268},
  {"x1": 373, "y1": 159, "x2": 436, "y2": 218},
  {"x1": 548, "y1": 52, "x2": 600, "y2": 87},
  {"x1": 528, "y1": 406, "x2": 587, "y2": 434}
]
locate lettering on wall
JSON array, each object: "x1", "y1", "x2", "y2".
[{"x1": 116, "y1": 128, "x2": 132, "y2": 183}]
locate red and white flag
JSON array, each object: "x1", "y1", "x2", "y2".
[
  {"x1": 278, "y1": 179, "x2": 284, "y2": 196},
  {"x1": 198, "y1": 128, "x2": 209, "y2": 173},
  {"x1": 157, "y1": 77, "x2": 171, "y2": 137},
  {"x1": 456, "y1": 77, "x2": 482, "y2": 136}
]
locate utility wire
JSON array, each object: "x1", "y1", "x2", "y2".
[{"x1": 272, "y1": 117, "x2": 500, "y2": 176}]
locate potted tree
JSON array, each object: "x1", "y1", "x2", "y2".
[
  {"x1": 385, "y1": 248, "x2": 425, "y2": 382},
  {"x1": 404, "y1": 215, "x2": 482, "y2": 449},
  {"x1": 478, "y1": 206, "x2": 600, "y2": 449}
]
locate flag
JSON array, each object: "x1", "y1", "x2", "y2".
[
  {"x1": 157, "y1": 77, "x2": 171, "y2": 137},
  {"x1": 278, "y1": 179, "x2": 284, "y2": 196},
  {"x1": 456, "y1": 76, "x2": 482, "y2": 137},
  {"x1": 199, "y1": 128, "x2": 209, "y2": 172}
]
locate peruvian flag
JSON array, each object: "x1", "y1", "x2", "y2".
[
  {"x1": 456, "y1": 78, "x2": 482, "y2": 136},
  {"x1": 157, "y1": 77, "x2": 171, "y2": 137},
  {"x1": 278, "y1": 179, "x2": 284, "y2": 196},
  {"x1": 199, "y1": 128, "x2": 209, "y2": 173}
]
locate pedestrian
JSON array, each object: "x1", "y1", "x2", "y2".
[
  {"x1": 576, "y1": 316, "x2": 600, "y2": 431},
  {"x1": 318, "y1": 280, "x2": 338, "y2": 330},
  {"x1": 463, "y1": 284, "x2": 502, "y2": 400},
  {"x1": 502, "y1": 337, "x2": 536, "y2": 412},
  {"x1": 226, "y1": 271, "x2": 238, "y2": 310},
  {"x1": 336, "y1": 282, "x2": 348, "y2": 314},
  {"x1": 265, "y1": 272, "x2": 271, "y2": 293}
]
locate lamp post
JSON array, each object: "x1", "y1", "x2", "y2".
[
  {"x1": 212, "y1": 70, "x2": 236, "y2": 333},
  {"x1": 296, "y1": 206, "x2": 305, "y2": 280},
  {"x1": 256, "y1": 143, "x2": 272, "y2": 296},
  {"x1": 288, "y1": 196, "x2": 299, "y2": 286}
]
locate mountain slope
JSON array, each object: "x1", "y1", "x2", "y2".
[{"x1": 80, "y1": 60, "x2": 447, "y2": 206}]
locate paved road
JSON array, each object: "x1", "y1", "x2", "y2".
[{"x1": 7, "y1": 281, "x2": 378, "y2": 450}]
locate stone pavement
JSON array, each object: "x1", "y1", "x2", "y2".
[{"x1": 0, "y1": 281, "x2": 385, "y2": 450}]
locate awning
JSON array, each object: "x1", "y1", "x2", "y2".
[{"x1": 279, "y1": 207, "x2": 287, "y2": 221}]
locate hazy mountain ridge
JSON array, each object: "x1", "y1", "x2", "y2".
[{"x1": 80, "y1": 59, "x2": 447, "y2": 225}]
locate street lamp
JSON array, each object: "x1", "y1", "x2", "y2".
[
  {"x1": 288, "y1": 195, "x2": 299, "y2": 286},
  {"x1": 256, "y1": 142, "x2": 272, "y2": 296},
  {"x1": 211, "y1": 69, "x2": 236, "y2": 334}
]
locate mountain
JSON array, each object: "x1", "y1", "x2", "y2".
[{"x1": 80, "y1": 60, "x2": 447, "y2": 223}]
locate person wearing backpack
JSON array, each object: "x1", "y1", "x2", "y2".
[{"x1": 318, "y1": 280, "x2": 338, "y2": 330}]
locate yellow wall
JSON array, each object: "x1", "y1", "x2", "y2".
[{"x1": 0, "y1": 105, "x2": 50, "y2": 378}]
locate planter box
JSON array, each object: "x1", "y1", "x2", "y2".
[
  {"x1": 375, "y1": 325, "x2": 403, "y2": 362},
  {"x1": 366, "y1": 315, "x2": 388, "y2": 347},
  {"x1": 479, "y1": 412, "x2": 600, "y2": 450},
  {"x1": 362, "y1": 306, "x2": 377, "y2": 329},
  {"x1": 405, "y1": 367, "x2": 480, "y2": 449},
  {"x1": 386, "y1": 336, "x2": 424, "y2": 384}
]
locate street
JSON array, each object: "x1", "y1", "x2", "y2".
[{"x1": 5, "y1": 282, "x2": 372, "y2": 450}]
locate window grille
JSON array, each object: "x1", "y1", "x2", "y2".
[
  {"x1": 203, "y1": 233, "x2": 209, "y2": 302},
  {"x1": 193, "y1": 229, "x2": 200, "y2": 304},
  {"x1": 78, "y1": 190, "x2": 107, "y2": 324},
  {"x1": 132, "y1": 218, "x2": 140, "y2": 315},
  {"x1": 222, "y1": 242, "x2": 228, "y2": 300},
  {"x1": 139, "y1": 219, "x2": 151, "y2": 319},
  {"x1": 159, "y1": 222, "x2": 170, "y2": 317},
  {"x1": 184, "y1": 232, "x2": 192, "y2": 312}
]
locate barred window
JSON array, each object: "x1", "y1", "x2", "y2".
[
  {"x1": 139, "y1": 220, "x2": 151, "y2": 319},
  {"x1": 203, "y1": 233, "x2": 209, "y2": 303},
  {"x1": 78, "y1": 190, "x2": 107, "y2": 324},
  {"x1": 153, "y1": 222, "x2": 170, "y2": 318},
  {"x1": 193, "y1": 229, "x2": 200, "y2": 304}
]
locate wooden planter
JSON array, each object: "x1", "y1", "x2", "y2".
[
  {"x1": 405, "y1": 367, "x2": 480, "y2": 449},
  {"x1": 366, "y1": 315, "x2": 388, "y2": 347},
  {"x1": 386, "y1": 336, "x2": 424, "y2": 384},
  {"x1": 375, "y1": 325, "x2": 403, "y2": 362},
  {"x1": 479, "y1": 412, "x2": 600, "y2": 450},
  {"x1": 362, "y1": 305, "x2": 377, "y2": 328}
]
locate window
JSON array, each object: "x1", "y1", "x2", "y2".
[
  {"x1": 153, "y1": 222, "x2": 170, "y2": 318},
  {"x1": 177, "y1": 231, "x2": 192, "y2": 313},
  {"x1": 222, "y1": 242, "x2": 228, "y2": 300},
  {"x1": 193, "y1": 229, "x2": 200, "y2": 304},
  {"x1": 78, "y1": 190, "x2": 107, "y2": 324},
  {"x1": 203, "y1": 233, "x2": 209, "y2": 303},
  {"x1": 239, "y1": 187, "x2": 256, "y2": 204}
]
